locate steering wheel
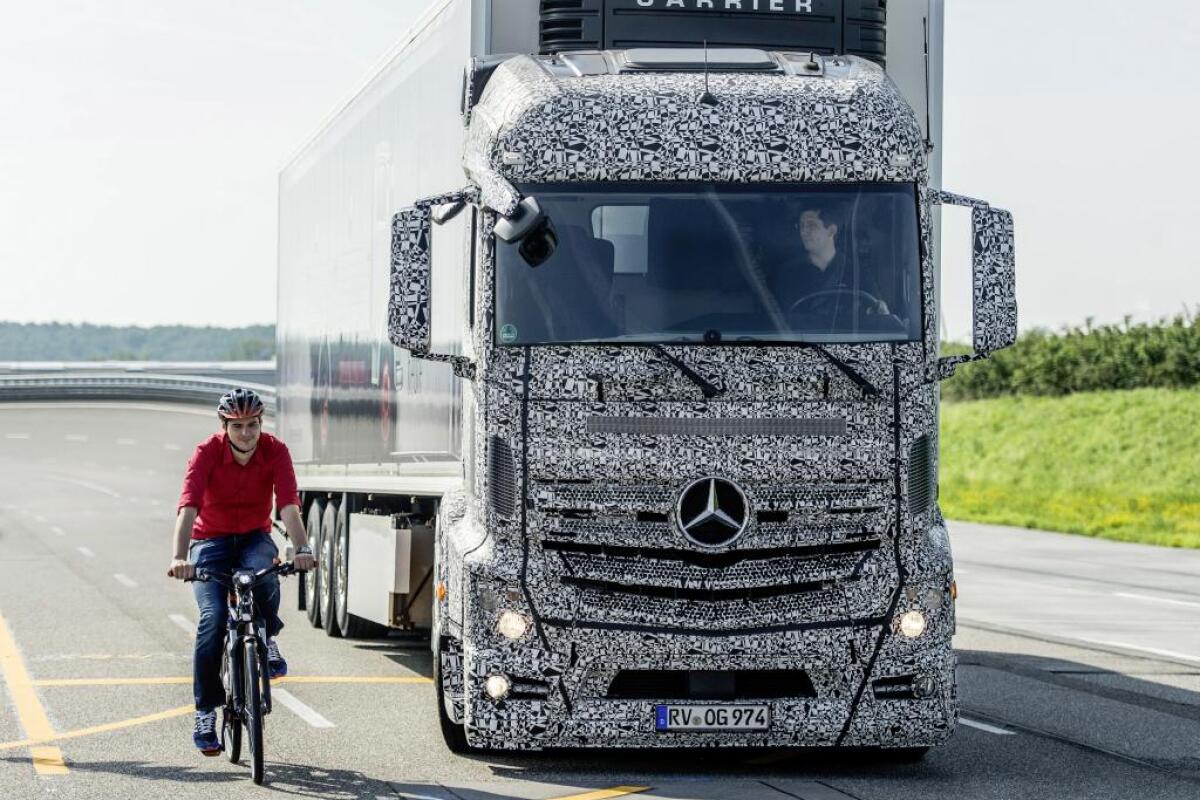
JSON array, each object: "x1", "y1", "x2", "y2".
[{"x1": 787, "y1": 287, "x2": 888, "y2": 317}]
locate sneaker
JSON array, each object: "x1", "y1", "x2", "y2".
[
  {"x1": 192, "y1": 709, "x2": 221, "y2": 755},
  {"x1": 267, "y1": 637, "x2": 288, "y2": 679}
]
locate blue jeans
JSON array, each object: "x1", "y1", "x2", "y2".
[{"x1": 188, "y1": 532, "x2": 282, "y2": 711}]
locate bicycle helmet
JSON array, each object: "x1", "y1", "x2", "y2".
[{"x1": 217, "y1": 388, "x2": 264, "y2": 421}]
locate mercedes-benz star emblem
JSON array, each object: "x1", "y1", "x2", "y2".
[{"x1": 676, "y1": 477, "x2": 749, "y2": 548}]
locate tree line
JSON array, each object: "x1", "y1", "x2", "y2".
[
  {"x1": 0, "y1": 322, "x2": 275, "y2": 361},
  {"x1": 943, "y1": 312, "x2": 1200, "y2": 400}
]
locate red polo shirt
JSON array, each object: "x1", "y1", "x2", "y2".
[{"x1": 177, "y1": 431, "x2": 301, "y2": 539}]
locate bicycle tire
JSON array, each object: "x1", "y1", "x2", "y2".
[
  {"x1": 243, "y1": 639, "x2": 265, "y2": 784},
  {"x1": 221, "y1": 641, "x2": 242, "y2": 763},
  {"x1": 223, "y1": 705, "x2": 241, "y2": 763}
]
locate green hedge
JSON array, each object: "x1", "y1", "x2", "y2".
[{"x1": 942, "y1": 313, "x2": 1200, "y2": 401}]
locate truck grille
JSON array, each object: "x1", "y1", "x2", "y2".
[{"x1": 529, "y1": 480, "x2": 890, "y2": 628}]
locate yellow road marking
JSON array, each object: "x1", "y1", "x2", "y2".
[
  {"x1": 548, "y1": 788, "x2": 649, "y2": 800},
  {"x1": 30, "y1": 746, "x2": 69, "y2": 775},
  {"x1": 32, "y1": 675, "x2": 432, "y2": 687},
  {"x1": 0, "y1": 674, "x2": 434, "y2": 752},
  {"x1": 0, "y1": 705, "x2": 194, "y2": 751},
  {"x1": 0, "y1": 612, "x2": 68, "y2": 774}
]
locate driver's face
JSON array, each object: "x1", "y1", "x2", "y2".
[{"x1": 799, "y1": 210, "x2": 837, "y2": 252}]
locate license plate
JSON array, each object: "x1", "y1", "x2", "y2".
[{"x1": 654, "y1": 704, "x2": 770, "y2": 731}]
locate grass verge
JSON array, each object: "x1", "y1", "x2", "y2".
[{"x1": 939, "y1": 388, "x2": 1200, "y2": 548}]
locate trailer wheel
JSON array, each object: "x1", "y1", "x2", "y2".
[
  {"x1": 319, "y1": 500, "x2": 341, "y2": 638},
  {"x1": 334, "y1": 499, "x2": 389, "y2": 639},
  {"x1": 304, "y1": 500, "x2": 324, "y2": 628},
  {"x1": 434, "y1": 636, "x2": 471, "y2": 753}
]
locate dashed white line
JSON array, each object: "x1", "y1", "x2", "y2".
[
  {"x1": 34, "y1": 515, "x2": 47, "y2": 523},
  {"x1": 50, "y1": 526, "x2": 65, "y2": 537},
  {"x1": 116, "y1": 438, "x2": 137, "y2": 446},
  {"x1": 1114, "y1": 591, "x2": 1200, "y2": 610},
  {"x1": 52, "y1": 477, "x2": 121, "y2": 499},
  {"x1": 4, "y1": 433, "x2": 31, "y2": 440},
  {"x1": 271, "y1": 688, "x2": 335, "y2": 728},
  {"x1": 65, "y1": 434, "x2": 89, "y2": 442},
  {"x1": 113, "y1": 574, "x2": 138, "y2": 588},
  {"x1": 960, "y1": 717, "x2": 1015, "y2": 735},
  {"x1": 1076, "y1": 637, "x2": 1200, "y2": 665},
  {"x1": 76, "y1": 546, "x2": 96, "y2": 558},
  {"x1": 163, "y1": 443, "x2": 182, "y2": 451},
  {"x1": 168, "y1": 614, "x2": 196, "y2": 636}
]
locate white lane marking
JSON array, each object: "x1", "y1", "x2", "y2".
[
  {"x1": 1076, "y1": 637, "x2": 1200, "y2": 665},
  {"x1": 168, "y1": 614, "x2": 196, "y2": 636},
  {"x1": 163, "y1": 443, "x2": 182, "y2": 451},
  {"x1": 50, "y1": 526, "x2": 65, "y2": 537},
  {"x1": 65, "y1": 434, "x2": 89, "y2": 442},
  {"x1": 960, "y1": 717, "x2": 1015, "y2": 735},
  {"x1": 1114, "y1": 591, "x2": 1200, "y2": 610},
  {"x1": 51, "y1": 476, "x2": 121, "y2": 499},
  {"x1": 271, "y1": 688, "x2": 335, "y2": 728},
  {"x1": 34, "y1": 515, "x2": 47, "y2": 523},
  {"x1": 76, "y1": 546, "x2": 95, "y2": 558},
  {"x1": 4, "y1": 433, "x2": 31, "y2": 440},
  {"x1": 113, "y1": 574, "x2": 138, "y2": 588},
  {"x1": 116, "y1": 438, "x2": 137, "y2": 446},
  {"x1": 3, "y1": 504, "x2": 16, "y2": 511}
]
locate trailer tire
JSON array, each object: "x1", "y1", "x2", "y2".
[
  {"x1": 320, "y1": 500, "x2": 341, "y2": 638},
  {"x1": 304, "y1": 499, "x2": 324, "y2": 628},
  {"x1": 434, "y1": 636, "x2": 471, "y2": 753},
  {"x1": 334, "y1": 499, "x2": 389, "y2": 639}
]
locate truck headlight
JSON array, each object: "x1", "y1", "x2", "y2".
[
  {"x1": 496, "y1": 610, "x2": 529, "y2": 640},
  {"x1": 898, "y1": 610, "x2": 927, "y2": 638},
  {"x1": 484, "y1": 674, "x2": 510, "y2": 700}
]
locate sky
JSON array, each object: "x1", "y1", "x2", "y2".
[{"x1": 1, "y1": 0, "x2": 1197, "y2": 339}]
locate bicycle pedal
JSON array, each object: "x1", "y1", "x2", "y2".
[{"x1": 200, "y1": 747, "x2": 223, "y2": 757}]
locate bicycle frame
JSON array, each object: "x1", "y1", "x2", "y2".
[{"x1": 193, "y1": 561, "x2": 298, "y2": 782}]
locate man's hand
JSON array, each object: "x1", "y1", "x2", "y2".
[
  {"x1": 168, "y1": 558, "x2": 194, "y2": 580},
  {"x1": 294, "y1": 552, "x2": 317, "y2": 572}
]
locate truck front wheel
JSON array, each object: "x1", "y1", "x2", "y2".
[{"x1": 434, "y1": 636, "x2": 471, "y2": 753}]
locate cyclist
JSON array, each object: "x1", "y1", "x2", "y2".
[{"x1": 166, "y1": 388, "x2": 317, "y2": 755}]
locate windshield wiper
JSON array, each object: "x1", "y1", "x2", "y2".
[
  {"x1": 803, "y1": 343, "x2": 879, "y2": 397},
  {"x1": 648, "y1": 344, "x2": 723, "y2": 399}
]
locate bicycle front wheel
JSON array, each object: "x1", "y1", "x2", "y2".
[{"x1": 243, "y1": 639, "x2": 265, "y2": 784}]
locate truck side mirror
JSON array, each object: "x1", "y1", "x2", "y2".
[
  {"x1": 387, "y1": 189, "x2": 477, "y2": 379},
  {"x1": 932, "y1": 191, "x2": 1017, "y2": 379}
]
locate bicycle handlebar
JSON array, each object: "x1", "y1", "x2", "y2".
[{"x1": 186, "y1": 561, "x2": 304, "y2": 588}]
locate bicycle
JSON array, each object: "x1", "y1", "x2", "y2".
[{"x1": 189, "y1": 561, "x2": 304, "y2": 785}]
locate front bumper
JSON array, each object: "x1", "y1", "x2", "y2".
[{"x1": 458, "y1": 628, "x2": 958, "y2": 750}]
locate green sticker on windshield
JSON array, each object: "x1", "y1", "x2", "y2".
[{"x1": 500, "y1": 324, "x2": 518, "y2": 343}]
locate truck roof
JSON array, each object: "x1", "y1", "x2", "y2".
[{"x1": 467, "y1": 50, "x2": 927, "y2": 215}]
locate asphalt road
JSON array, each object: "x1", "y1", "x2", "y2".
[{"x1": 1, "y1": 403, "x2": 1198, "y2": 800}]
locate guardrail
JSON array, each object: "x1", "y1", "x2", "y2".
[{"x1": 0, "y1": 372, "x2": 276, "y2": 413}]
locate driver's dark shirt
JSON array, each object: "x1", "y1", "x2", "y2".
[{"x1": 771, "y1": 250, "x2": 884, "y2": 311}]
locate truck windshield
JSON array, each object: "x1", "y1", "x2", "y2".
[{"x1": 494, "y1": 182, "x2": 922, "y2": 346}]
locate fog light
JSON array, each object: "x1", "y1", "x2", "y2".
[
  {"x1": 911, "y1": 674, "x2": 936, "y2": 698},
  {"x1": 898, "y1": 610, "x2": 927, "y2": 638},
  {"x1": 484, "y1": 674, "x2": 510, "y2": 700},
  {"x1": 496, "y1": 610, "x2": 529, "y2": 640}
]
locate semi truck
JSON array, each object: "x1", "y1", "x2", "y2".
[{"x1": 276, "y1": 0, "x2": 1016, "y2": 753}]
